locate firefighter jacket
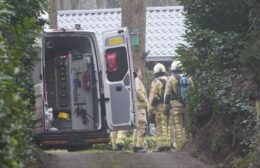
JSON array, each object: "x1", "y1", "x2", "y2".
[
  {"x1": 135, "y1": 77, "x2": 148, "y2": 109},
  {"x1": 148, "y1": 76, "x2": 168, "y2": 112},
  {"x1": 164, "y1": 74, "x2": 184, "y2": 107}
]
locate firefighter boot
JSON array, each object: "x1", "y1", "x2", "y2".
[
  {"x1": 133, "y1": 147, "x2": 147, "y2": 153},
  {"x1": 116, "y1": 143, "x2": 124, "y2": 151},
  {"x1": 153, "y1": 145, "x2": 171, "y2": 152}
]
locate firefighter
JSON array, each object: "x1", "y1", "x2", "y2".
[
  {"x1": 132, "y1": 66, "x2": 148, "y2": 153},
  {"x1": 164, "y1": 60, "x2": 188, "y2": 150},
  {"x1": 110, "y1": 130, "x2": 128, "y2": 151},
  {"x1": 147, "y1": 63, "x2": 171, "y2": 152}
]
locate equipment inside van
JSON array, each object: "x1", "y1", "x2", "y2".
[{"x1": 33, "y1": 28, "x2": 137, "y2": 150}]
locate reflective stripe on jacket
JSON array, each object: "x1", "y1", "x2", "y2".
[{"x1": 135, "y1": 77, "x2": 148, "y2": 109}]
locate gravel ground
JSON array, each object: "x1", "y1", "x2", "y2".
[{"x1": 40, "y1": 150, "x2": 216, "y2": 168}]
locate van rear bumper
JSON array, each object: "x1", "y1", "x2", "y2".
[{"x1": 33, "y1": 131, "x2": 110, "y2": 150}]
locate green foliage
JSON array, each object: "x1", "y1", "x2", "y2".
[
  {"x1": 0, "y1": 0, "x2": 46, "y2": 167},
  {"x1": 92, "y1": 136, "x2": 158, "y2": 151},
  {"x1": 178, "y1": 0, "x2": 259, "y2": 164},
  {"x1": 224, "y1": 153, "x2": 255, "y2": 168},
  {"x1": 179, "y1": 0, "x2": 252, "y2": 33},
  {"x1": 240, "y1": 2, "x2": 260, "y2": 87}
]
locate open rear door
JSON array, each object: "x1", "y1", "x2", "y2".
[{"x1": 102, "y1": 28, "x2": 137, "y2": 131}]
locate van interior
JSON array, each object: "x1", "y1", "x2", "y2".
[{"x1": 44, "y1": 34, "x2": 100, "y2": 132}]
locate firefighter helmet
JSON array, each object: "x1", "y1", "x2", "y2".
[
  {"x1": 153, "y1": 63, "x2": 166, "y2": 74},
  {"x1": 170, "y1": 60, "x2": 182, "y2": 71}
]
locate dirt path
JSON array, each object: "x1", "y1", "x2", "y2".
[{"x1": 40, "y1": 150, "x2": 215, "y2": 168}]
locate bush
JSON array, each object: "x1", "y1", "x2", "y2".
[
  {"x1": 0, "y1": 1, "x2": 46, "y2": 167},
  {"x1": 177, "y1": 0, "x2": 259, "y2": 166}
]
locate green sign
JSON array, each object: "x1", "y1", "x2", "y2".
[{"x1": 131, "y1": 33, "x2": 140, "y2": 48}]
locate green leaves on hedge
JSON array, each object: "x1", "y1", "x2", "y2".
[
  {"x1": 0, "y1": 0, "x2": 46, "y2": 167},
  {"x1": 178, "y1": 0, "x2": 259, "y2": 159}
]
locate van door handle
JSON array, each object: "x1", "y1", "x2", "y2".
[
  {"x1": 116, "y1": 86, "x2": 122, "y2": 91},
  {"x1": 98, "y1": 97, "x2": 110, "y2": 101}
]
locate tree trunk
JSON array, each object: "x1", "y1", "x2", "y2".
[
  {"x1": 49, "y1": 0, "x2": 58, "y2": 29},
  {"x1": 58, "y1": 0, "x2": 98, "y2": 10},
  {"x1": 107, "y1": 0, "x2": 122, "y2": 8},
  {"x1": 70, "y1": 0, "x2": 80, "y2": 9},
  {"x1": 59, "y1": 0, "x2": 64, "y2": 10},
  {"x1": 58, "y1": 0, "x2": 70, "y2": 10},
  {"x1": 121, "y1": 0, "x2": 147, "y2": 78},
  {"x1": 96, "y1": 0, "x2": 108, "y2": 9}
]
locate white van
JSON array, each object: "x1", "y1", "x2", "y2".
[{"x1": 33, "y1": 28, "x2": 137, "y2": 150}]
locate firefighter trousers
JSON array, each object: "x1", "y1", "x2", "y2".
[
  {"x1": 171, "y1": 101, "x2": 186, "y2": 150},
  {"x1": 110, "y1": 130, "x2": 128, "y2": 150},
  {"x1": 132, "y1": 108, "x2": 147, "y2": 147},
  {"x1": 154, "y1": 104, "x2": 172, "y2": 147}
]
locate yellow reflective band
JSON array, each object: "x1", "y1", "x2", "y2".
[{"x1": 108, "y1": 36, "x2": 124, "y2": 46}]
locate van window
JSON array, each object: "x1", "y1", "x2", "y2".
[{"x1": 105, "y1": 47, "x2": 128, "y2": 82}]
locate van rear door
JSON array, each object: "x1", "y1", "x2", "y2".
[{"x1": 102, "y1": 28, "x2": 137, "y2": 130}]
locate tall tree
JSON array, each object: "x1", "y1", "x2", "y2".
[
  {"x1": 58, "y1": 0, "x2": 70, "y2": 10},
  {"x1": 58, "y1": 0, "x2": 98, "y2": 10},
  {"x1": 96, "y1": 0, "x2": 108, "y2": 8},
  {"x1": 108, "y1": 0, "x2": 122, "y2": 8},
  {"x1": 49, "y1": 0, "x2": 57, "y2": 29},
  {"x1": 122, "y1": 0, "x2": 147, "y2": 76},
  {"x1": 59, "y1": 0, "x2": 64, "y2": 9},
  {"x1": 70, "y1": 0, "x2": 80, "y2": 9}
]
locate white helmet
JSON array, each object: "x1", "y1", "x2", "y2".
[
  {"x1": 153, "y1": 63, "x2": 166, "y2": 74},
  {"x1": 171, "y1": 60, "x2": 182, "y2": 71}
]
